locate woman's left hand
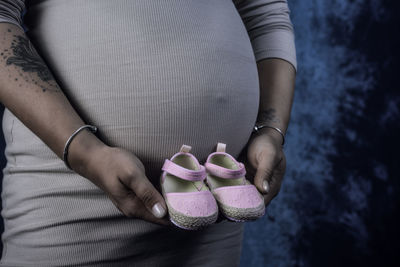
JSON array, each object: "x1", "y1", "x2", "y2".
[{"x1": 239, "y1": 128, "x2": 286, "y2": 206}]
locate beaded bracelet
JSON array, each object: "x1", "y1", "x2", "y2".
[
  {"x1": 252, "y1": 124, "x2": 285, "y2": 146},
  {"x1": 63, "y1": 124, "x2": 98, "y2": 170}
]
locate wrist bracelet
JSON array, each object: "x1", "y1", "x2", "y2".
[
  {"x1": 252, "y1": 124, "x2": 285, "y2": 146},
  {"x1": 63, "y1": 124, "x2": 98, "y2": 170}
]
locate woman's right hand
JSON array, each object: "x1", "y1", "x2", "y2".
[{"x1": 67, "y1": 131, "x2": 171, "y2": 227}]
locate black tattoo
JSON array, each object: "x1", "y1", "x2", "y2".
[
  {"x1": 1, "y1": 33, "x2": 61, "y2": 92},
  {"x1": 6, "y1": 35, "x2": 53, "y2": 82},
  {"x1": 256, "y1": 108, "x2": 281, "y2": 124}
]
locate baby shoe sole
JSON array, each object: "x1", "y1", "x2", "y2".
[
  {"x1": 166, "y1": 202, "x2": 218, "y2": 230},
  {"x1": 161, "y1": 181, "x2": 218, "y2": 230},
  {"x1": 217, "y1": 201, "x2": 265, "y2": 222}
]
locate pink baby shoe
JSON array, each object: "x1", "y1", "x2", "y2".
[
  {"x1": 204, "y1": 143, "x2": 265, "y2": 222},
  {"x1": 160, "y1": 144, "x2": 218, "y2": 230}
]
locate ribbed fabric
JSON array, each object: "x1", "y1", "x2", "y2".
[{"x1": 0, "y1": 0, "x2": 297, "y2": 265}]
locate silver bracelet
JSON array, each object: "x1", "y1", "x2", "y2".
[
  {"x1": 252, "y1": 124, "x2": 285, "y2": 146},
  {"x1": 63, "y1": 124, "x2": 98, "y2": 170}
]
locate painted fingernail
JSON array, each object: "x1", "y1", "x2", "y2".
[
  {"x1": 152, "y1": 203, "x2": 166, "y2": 218},
  {"x1": 263, "y1": 180, "x2": 270, "y2": 193}
]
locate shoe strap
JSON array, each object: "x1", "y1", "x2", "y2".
[
  {"x1": 162, "y1": 159, "x2": 206, "y2": 182},
  {"x1": 180, "y1": 144, "x2": 192, "y2": 153},
  {"x1": 216, "y1": 143, "x2": 226, "y2": 152},
  {"x1": 205, "y1": 162, "x2": 246, "y2": 179}
]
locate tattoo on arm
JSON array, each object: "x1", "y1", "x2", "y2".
[
  {"x1": 0, "y1": 28, "x2": 61, "y2": 92},
  {"x1": 256, "y1": 108, "x2": 281, "y2": 124}
]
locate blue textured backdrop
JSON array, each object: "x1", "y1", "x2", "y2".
[
  {"x1": 240, "y1": 0, "x2": 399, "y2": 266},
  {"x1": 0, "y1": 0, "x2": 399, "y2": 266}
]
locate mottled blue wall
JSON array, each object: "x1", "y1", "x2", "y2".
[{"x1": 240, "y1": 0, "x2": 400, "y2": 266}]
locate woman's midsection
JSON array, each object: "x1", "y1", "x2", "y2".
[{"x1": 7, "y1": 0, "x2": 260, "y2": 179}]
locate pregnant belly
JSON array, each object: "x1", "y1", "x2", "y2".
[{"x1": 18, "y1": 0, "x2": 260, "y2": 179}]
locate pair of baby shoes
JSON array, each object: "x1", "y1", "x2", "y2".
[{"x1": 160, "y1": 142, "x2": 265, "y2": 230}]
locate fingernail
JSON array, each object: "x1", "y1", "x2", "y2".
[
  {"x1": 152, "y1": 203, "x2": 166, "y2": 218},
  {"x1": 263, "y1": 180, "x2": 270, "y2": 193}
]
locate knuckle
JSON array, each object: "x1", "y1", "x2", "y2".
[
  {"x1": 269, "y1": 148, "x2": 278, "y2": 158},
  {"x1": 138, "y1": 188, "x2": 156, "y2": 206},
  {"x1": 119, "y1": 168, "x2": 141, "y2": 187},
  {"x1": 261, "y1": 147, "x2": 276, "y2": 157},
  {"x1": 260, "y1": 167, "x2": 273, "y2": 176},
  {"x1": 124, "y1": 166, "x2": 140, "y2": 178}
]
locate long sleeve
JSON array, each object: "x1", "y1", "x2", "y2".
[
  {"x1": 233, "y1": 0, "x2": 297, "y2": 72},
  {"x1": 0, "y1": 0, "x2": 26, "y2": 30}
]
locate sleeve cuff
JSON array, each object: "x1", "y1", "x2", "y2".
[
  {"x1": 0, "y1": 20, "x2": 25, "y2": 31},
  {"x1": 251, "y1": 30, "x2": 297, "y2": 73}
]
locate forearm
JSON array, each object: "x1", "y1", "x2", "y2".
[
  {"x1": 0, "y1": 23, "x2": 104, "y2": 172},
  {"x1": 255, "y1": 58, "x2": 296, "y2": 139}
]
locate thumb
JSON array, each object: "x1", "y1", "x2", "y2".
[
  {"x1": 253, "y1": 153, "x2": 276, "y2": 194},
  {"x1": 129, "y1": 174, "x2": 168, "y2": 219}
]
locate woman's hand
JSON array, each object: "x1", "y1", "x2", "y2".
[
  {"x1": 240, "y1": 128, "x2": 286, "y2": 206},
  {"x1": 67, "y1": 132, "x2": 171, "y2": 227}
]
